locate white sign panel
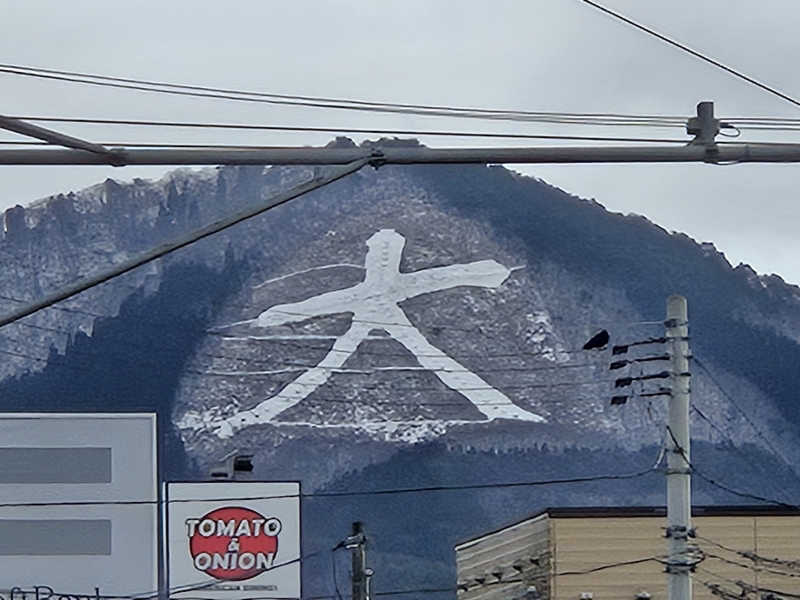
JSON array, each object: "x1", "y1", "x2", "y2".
[
  {"x1": 167, "y1": 482, "x2": 300, "y2": 600},
  {"x1": 0, "y1": 413, "x2": 158, "y2": 599}
]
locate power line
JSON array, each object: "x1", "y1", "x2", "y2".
[
  {"x1": 215, "y1": 301, "x2": 607, "y2": 339},
  {"x1": 697, "y1": 535, "x2": 800, "y2": 572},
  {"x1": 556, "y1": 556, "x2": 668, "y2": 576},
  {"x1": 0, "y1": 462, "x2": 660, "y2": 509},
  {"x1": 0, "y1": 159, "x2": 369, "y2": 329},
  {"x1": 0, "y1": 292, "x2": 107, "y2": 318},
  {"x1": 0, "y1": 288, "x2": 591, "y2": 364},
  {"x1": 0, "y1": 292, "x2": 594, "y2": 372},
  {"x1": 1, "y1": 286, "x2": 560, "y2": 349},
  {"x1": 210, "y1": 334, "x2": 589, "y2": 360},
  {"x1": 329, "y1": 550, "x2": 344, "y2": 600},
  {"x1": 0, "y1": 136, "x2": 685, "y2": 146},
  {"x1": 5, "y1": 138, "x2": 800, "y2": 148},
  {"x1": 194, "y1": 361, "x2": 598, "y2": 377},
  {"x1": 579, "y1": 0, "x2": 800, "y2": 110},
  {"x1": 693, "y1": 466, "x2": 800, "y2": 510},
  {"x1": 0, "y1": 334, "x2": 607, "y2": 407},
  {"x1": 0, "y1": 116, "x2": 692, "y2": 144},
  {"x1": 304, "y1": 556, "x2": 674, "y2": 600},
  {"x1": 697, "y1": 575, "x2": 747, "y2": 600},
  {"x1": 693, "y1": 357, "x2": 788, "y2": 464},
  {"x1": 217, "y1": 309, "x2": 500, "y2": 334},
  {"x1": 0, "y1": 63, "x2": 689, "y2": 125},
  {"x1": 699, "y1": 569, "x2": 800, "y2": 600},
  {"x1": 703, "y1": 552, "x2": 800, "y2": 579},
  {"x1": 691, "y1": 405, "x2": 727, "y2": 439},
  {"x1": 665, "y1": 425, "x2": 799, "y2": 510},
  {"x1": 697, "y1": 566, "x2": 747, "y2": 588},
  {"x1": 0, "y1": 553, "x2": 316, "y2": 600},
  {"x1": 3, "y1": 268, "x2": 554, "y2": 342},
  {"x1": 0, "y1": 332, "x2": 606, "y2": 397},
  {"x1": 0, "y1": 65, "x2": 677, "y2": 125},
  {"x1": 254, "y1": 378, "x2": 608, "y2": 394},
  {"x1": 0, "y1": 314, "x2": 589, "y2": 367},
  {"x1": 19, "y1": 113, "x2": 800, "y2": 129},
  {"x1": 0, "y1": 320, "x2": 596, "y2": 375},
  {"x1": 689, "y1": 404, "x2": 800, "y2": 502}
]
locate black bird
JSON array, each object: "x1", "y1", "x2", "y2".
[{"x1": 583, "y1": 329, "x2": 610, "y2": 350}]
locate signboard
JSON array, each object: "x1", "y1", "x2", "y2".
[
  {"x1": 167, "y1": 482, "x2": 300, "y2": 600},
  {"x1": 0, "y1": 413, "x2": 158, "y2": 599}
]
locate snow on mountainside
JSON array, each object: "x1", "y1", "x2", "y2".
[
  {"x1": 0, "y1": 143, "x2": 798, "y2": 469},
  {"x1": 4, "y1": 141, "x2": 800, "y2": 594}
]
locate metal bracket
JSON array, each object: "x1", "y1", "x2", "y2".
[
  {"x1": 664, "y1": 563, "x2": 691, "y2": 574},
  {"x1": 640, "y1": 387, "x2": 672, "y2": 398},
  {"x1": 665, "y1": 467, "x2": 692, "y2": 475},
  {"x1": 369, "y1": 149, "x2": 387, "y2": 169},
  {"x1": 665, "y1": 525, "x2": 685, "y2": 538},
  {"x1": 664, "y1": 525, "x2": 696, "y2": 539},
  {"x1": 342, "y1": 532, "x2": 365, "y2": 549},
  {"x1": 687, "y1": 101, "x2": 720, "y2": 162},
  {"x1": 664, "y1": 319, "x2": 688, "y2": 328},
  {"x1": 664, "y1": 557, "x2": 698, "y2": 574}
]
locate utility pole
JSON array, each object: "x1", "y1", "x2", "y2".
[
  {"x1": 347, "y1": 521, "x2": 372, "y2": 600},
  {"x1": 665, "y1": 295, "x2": 692, "y2": 600},
  {"x1": 5, "y1": 101, "x2": 800, "y2": 166}
]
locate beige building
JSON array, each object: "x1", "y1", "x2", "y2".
[{"x1": 455, "y1": 506, "x2": 800, "y2": 600}]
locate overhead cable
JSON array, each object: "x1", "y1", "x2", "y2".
[
  {"x1": 692, "y1": 466, "x2": 800, "y2": 510},
  {"x1": 689, "y1": 405, "x2": 800, "y2": 501},
  {"x1": 697, "y1": 535, "x2": 800, "y2": 571},
  {"x1": 693, "y1": 357, "x2": 788, "y2": 464},
  {"x1": 17, "y1": 113, "x2": 800, "y2": 130},
  {"x1": 700, "y1": 572, "x2": 800, "y2": 600},
  {"x1": 0, "y1": 338, "x2": 610, "y2": 403},
  {"x1": 0, "y1": 117, "x2": 693, "y2": 144},
  {"x1": 0, "y1": 330, "x2": 604, "y2": 386},
  {"x1": 146, "y1": 556, "x2": 672, "y2": 600},
  {"x1": 0, "y1": 461, "x2": 660, "y2": 508},
  {"x1": 0, "y1": 553, "x2": 317, "y2": 600},
  {"x1": 0, "y1": 63, "x2": 687, "y2": 126},
  {"x1": 0, "y1": 64, "x2": 679, "y2": 126},
  {"x1": 580, "y1": 0, "x2": 800, "y2": 110},
  {"x1": 665, "y1": 425, "x2": 800, "y2": 510},
  {"x1": 0, "y1": 159, "x2": 369, "y2": 329},
  {"x1": 306, "y1": 555, "x2": 677, "y2": 600},
  {"x1": 704, "y1": 552, "x2": 800, "y2": 579}
]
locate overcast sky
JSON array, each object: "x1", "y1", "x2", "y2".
[{"x1": 3, "y1": 1, "x2": 800, "y2": 283}]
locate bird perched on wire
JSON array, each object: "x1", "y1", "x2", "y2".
[{"x1": 583, "y1": 329, "x2": 610, "y2": 350}]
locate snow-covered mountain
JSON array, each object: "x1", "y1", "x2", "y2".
[{"x1": 2, "y1": 139, "x2": 799, "y2": 595}]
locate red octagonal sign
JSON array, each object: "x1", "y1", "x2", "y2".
[{"x1": 186, "y1": 506, "x2": 281, "y2": 581}]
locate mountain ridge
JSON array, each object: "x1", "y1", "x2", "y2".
[{"x1": 1, "y1": 141, "x2": 798, "y2": 595}]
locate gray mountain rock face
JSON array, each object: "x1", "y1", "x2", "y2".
[
  {"x1": 172, "y1": 165, "x2": 662, "y2": 475},
  {"x1": 2, "y1": 144, "x2": 799, "y2": 592},
  {"x1": 2, "y1": 152, "x2": 798, "y2": 465}
]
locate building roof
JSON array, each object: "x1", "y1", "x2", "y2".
[
  {"x1": 455, "y1": 505, "x2": 800, "y2": 549},
  {"x1": 539, "y1": 505, "x2": 800, "y2": 518}
]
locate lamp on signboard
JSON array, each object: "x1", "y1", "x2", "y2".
[{"x1": 209, "y1": 449, "x2": 254, "y2": 480}]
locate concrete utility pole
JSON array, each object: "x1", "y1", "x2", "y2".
[
  {"x1": 347, "y1": 522, "x2": 372, "y2": 600},
  {"x1": 665, "y1": 295, "x2": 692, "y2": 600}
]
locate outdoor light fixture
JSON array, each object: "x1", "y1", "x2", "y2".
[{"x1": 209, "y1": 449, "x2": 255, "y2": 480}]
